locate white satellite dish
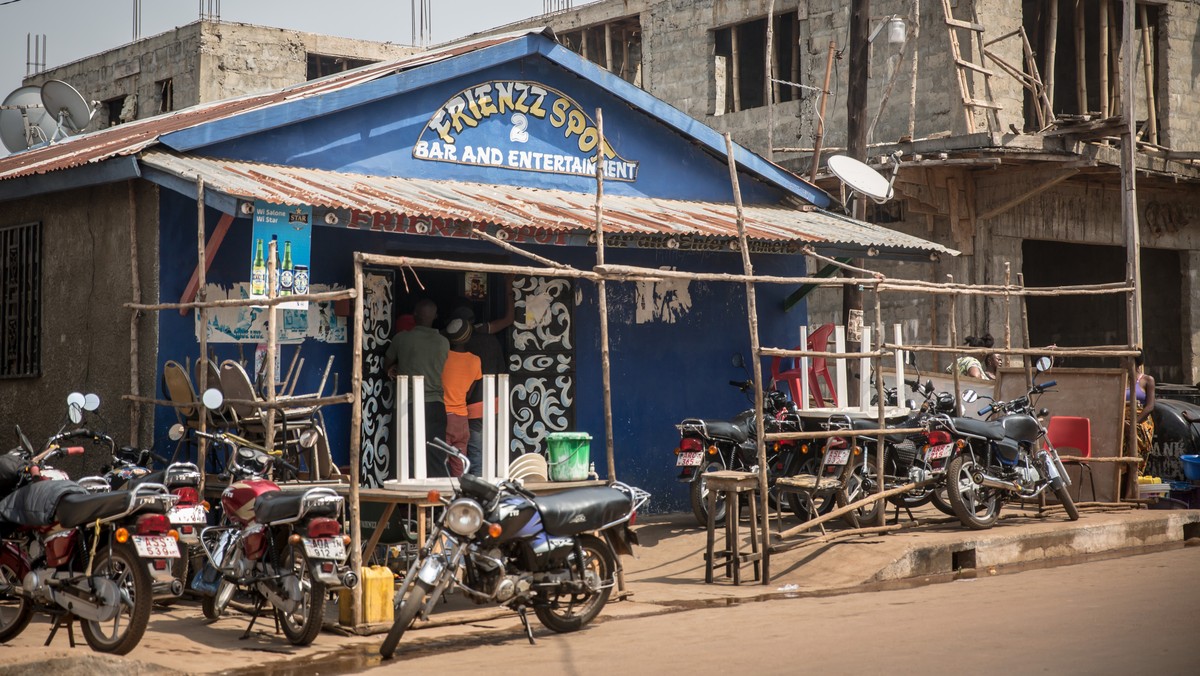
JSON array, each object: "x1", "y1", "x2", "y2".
[
  {"x1": 827, "y1": 154, "x2": 895, "y2": 204},
  {"x1": 0, "y1": 86, "x2": 54, "y2": 153},
  {"x1": 41, "y1": 79, "x2": 95, "y2": 141}
]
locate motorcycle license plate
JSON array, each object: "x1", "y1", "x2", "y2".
[
  {"x1": 926, "y1": 443, "x2": 954, "y2": 461},
  {"x1": 827, "y1": 449, "x2": 851, "y2": 466},
  {"x1": 303, "y1": 537, "x2": 346, "y2": 560},
  {"x1": 168, "y1": 504, "x2": 207, "y2": 525},
  {"x1": 133, "y1": 535, "x2": 180, "y2": 559},
  {"x1": 676, "y1": 451, "x2": 703, "y2": 467}
]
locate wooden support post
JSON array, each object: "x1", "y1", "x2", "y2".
[
  {"x1": 1075, "y1": 0, "x2": 1088, "y2": 114},
  {"x1": 604, "y1": 23, "x2": 613, "y2": 71},
  {"x1": 1100, "y1": 0, "x2": 1110, "y2": 117},
  {"x1": 766, "y1": 0, "x2": 776, "y2": 161},
  {"x1": 731, "y1": 28, "x2": 742, "y2": 112},
  {"x1": 196, "y1": 181, "x2": 209, "y2": 487},
  {"x1": 1122, "y1": 0, "x2": 1142, "y2": 499},
  {"x1": 349, "y1": 257, "x2": 365, "y2": 627},
  {"x1": 264, "y1": 240, "x2": 278, "y2": 456},
  {"x1": 810, "y1": 40, "x2": 836, "y2": 182},
  {"x1": 1045, "y1": 0, "x2": 1059, "y2": 110},
  {"x1": 594, "y1": 109, "x2": 617, "y2": 485},
  {"x1": 1108, "y1": 0, "x2": 1121, "y2": 113},
  {"x1": 1138, "y1": 4, "x2": 1157, "y2": 144},
  {"x1": 724, "y1": 133, "x2": 769, "y2": 584},
  {"x1": 872, "y1": 291, "x2": 886, "y2": 527},
  {"x1": 948, "y1": 274, "x2": 961, "y2": 408},
  {"x1": 128, "y1": 181, "x2": 142, "y2": 448},
  {"x1": 1018, "y1": 272, "x2": 1033, "y2": 387},
  {"x1": 1004, "y1": 262, "x2": 1012, "y2": 360}
]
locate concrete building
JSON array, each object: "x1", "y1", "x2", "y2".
[
  {"x1": 22, "y1": 20, "x2": 420, "y2": 132},
  {"x1": 482, "y1": 0, "x2": 1200, "y2": 387}
]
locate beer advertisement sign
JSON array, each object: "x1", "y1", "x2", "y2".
[
  {"x1": 414, "y1": 80, "x2": 639, "y2": 182},
  {"x1": 250, "y1": 200, "x2": 312, "y2": 310}
]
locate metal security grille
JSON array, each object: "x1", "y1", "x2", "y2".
[{"x1": 0, "y1": 222, "x2": 41, "y2": 379}]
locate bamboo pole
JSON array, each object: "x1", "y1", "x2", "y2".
[
  {"x1": 766, "y1": 0, "x2": 776, "y2": 161},
  {"x1": 124, "y1": 393, "x2": 354, "y2": 410},
  {"x1": 1045, "y1": 0, "x2": 1058, "y2": 110},
  {"x1": 594, "y1": 109, "x2": 617, "y2": 485},
  {"x1": 761, "y1": 347, "x2": 889, "y2": 360},
  {"x1": 1109, "y1": 0, "x2": 1121, "y2": 114},
  {"x1": 264, "y1": 240, "x2": 278, "y2": 456},
  {"x1": 127, "y1": 288, "x2": 355, "y2": 312},
  {"x1": 1138, "y1": 4, "x2": 1157, "y2": 144},
  {"x1": 127, "y1": 181, "x2": 142, "y2": 448},
  {"x1": 604, "y1": 23, "x2": 613, "y2": 72},
  {"x1": 469, "y1": 226, "x2": 576, "y2": 271},
  {"x1": 1122, "y1": 0, "x2": 1142, "y2": 499},
  {"x1": 908, "y1": 0, "x2": 920, "y2": 140},
  {"x1": 810, "y1": 40, "x2": 836, "y2": 182},
  {"x1": 949, "y1": 274, "x2": 961, "y2": 408},
  {"x1": 196, "y1": 180, "x2": 209, "y2": 486},
  {"x1": 348, "y1": 256, "x2": 365, "y2": 627},
  {"x1": 1075, "y1": 0, "x2": 1088, "y2": 114},
  {"x1": 595, "y1": 264, "x2": 880, "y2": 288},
  {"x1": 872, "y1": 290, "x2": 886, "y2": 527},
  {"x1": 764, "y1": 426, "x2": 926, "y2": 443},
  {"x1": 772, "y1": 524, "x2": 904, "y2": 553},
  {"x1": 776, "y1": 480, "x2": 932, "y2": 540},
  {"x1": 1100, "y1": 0, "x2": 1110, "y2": 117},
  {"x1": 724, "y1": 133, "x2": 769, "y2": 584},
  {"x1": 883, "y1": 345, "x2": 1139, "y2": 358},
  {"x1": 358, "y1": 253, "x2": 601, "y2": 282},
  {"x1": 1003, "y1": 262, "x2": 1012, "y2": 365},
  {"x1": 731, "y1": 28, "x2": 742, "y2": 112}
]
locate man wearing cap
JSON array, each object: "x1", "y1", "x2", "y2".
[
  {"x1": 383, "y1": 298, "x2": 449, "y2": 476},
  {"x1": 452, "y1": 281, "x2": 513, "y2": 476},
  {"x1": 442, "y1": 317, "x2": 482, "y2": 477}
]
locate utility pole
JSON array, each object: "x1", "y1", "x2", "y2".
[{"x1": 844, "y1": 0, "x2": 869, "y2": 404}]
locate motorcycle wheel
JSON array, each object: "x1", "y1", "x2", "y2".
[
  {"x1": 839, "y1": 462, "x2": 882, "y2": 528},
  {"x1": 276, "y1": 543, "x2": 327, "y2": 646},
  {"x1": 1053, "y1": 478, "x2": 1081, "y2": 521},
  {"x1": 379, "y1": 578, "x2": 434, "y2": 659},
  {"x1": 0, "y1": 562, "x2": 33, "y2": 642},
  {"x1": 886, "y1": 490, "x2": 933, "y2": 509},
  {"x1": 930, "y1": 486, "x2": 956, "y2": 516},
  {"x1": 202, "y1": 578, "x2": 236, "y2": 621},
  {"x1": 786, "y1": 455, "x2": 837, "y2": 521},
  {"x1": 534, "y1": 534, "x2": 614, "y2": 633},
  {"x1": 81, "y1": 542, "x2": 153, "y2": 655},
  {"x1": 945, "y1": 455, "x2": 1002, "y2": 530},
  {"x1": 689, "y1": 461, "x2": 727, "y2": 527}
]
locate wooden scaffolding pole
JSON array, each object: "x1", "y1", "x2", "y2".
[
  {"x1": 723, "y1": 133, "x2": 770, "y2": 583},
  {"x1": 810, "y1": 39, "x2": 836, "y2": 182},
  {"x1": 1045, "y1": 0, "x2": 1059, "y2": 111},
  {"x1": 593, "y1": 109, "x2": 617, "y2": 483},
  {"x1": 195, "y1": 181, "x2": 209, "y2": 488},
  {"x1": 1100, "y1": 0, "x2": 1110, "y2": 117},
  {"x1": 1122, "y1": 0, "x2": 1143, "y2": 496},
  {"x1": 127, "y1": 181, "x2": 142, "y2": 447},
  {"x1": 348, "y1": 256, "x2": 366, "y2": 626},
  {"x1": 765, "y1": 0, "x2": 776, "y2": 161}
]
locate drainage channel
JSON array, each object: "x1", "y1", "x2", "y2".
[{"x1": 214, "y1": 539, "x2": 1192, "y2": 676}]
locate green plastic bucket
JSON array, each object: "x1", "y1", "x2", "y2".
[{"x1": 546, "y1": 432, "x2": 591, "y2": 482}]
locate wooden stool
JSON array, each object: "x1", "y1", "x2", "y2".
[{"x1": 704, "y1": 470, "x2": 763, "y2": 584}]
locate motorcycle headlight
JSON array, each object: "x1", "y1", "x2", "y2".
[{"x1": 445, "y1": 498, "x2": 484, "y2": 537}]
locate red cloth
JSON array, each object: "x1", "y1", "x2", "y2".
[
  {"x1": 394, "y1": 314, "x2": 416, "y2": 332},
  {"x1": 445, "y1": 413, "x2": 469, "y2": 477}
]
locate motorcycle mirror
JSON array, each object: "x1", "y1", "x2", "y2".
[
  {"x1": 731, "y1": 353, "x2": 745, "y2": 369},
  {"x1": 168, "y1": 423, "x2": 186, "y2": 441},
  {"x1": 201, "y1": 388, "x2": 224, "y2": 410},
  {"x1": 299, "y1": 428, "x2": 320, "y2": 449},
  {"x1": 1035, "y1": 356, "x2": 1052, "y2": 373},
  {"x1": 962, "y1": 389, "x2": 979, "y2": 403},
  {"x1": 83, "y1": 393, "x2": 101, "y2": 412},
  {"x1": 905, "y1": 351, "x2": 918, "y2": 367},
  {"x1": 905, "y1": 398, "x2": 918, "y2": 411},
  {"x1": 67, "y1": 392, "x2": 86, "y2": 424}
]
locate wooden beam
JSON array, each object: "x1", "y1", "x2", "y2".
[
  {"x1": 179, "y1": 212, "x2": 234, "y2": 316},
  {"x1": 1045, "y1": 0, "x2": 1058, "y2": 110},
  {"x1": 977, "y1": 168, "x2": 1078, "y2": 220}
]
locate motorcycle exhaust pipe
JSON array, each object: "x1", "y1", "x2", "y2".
[
  {"x1": 169, "y1": 579, "x2": 184, "y2": 597},
  {"x1": 341, "y1": 570, "x2": 359, "y2": 589},
  {"x1": 970, "y1": 470, "x2": 1021, "y2": 493}
]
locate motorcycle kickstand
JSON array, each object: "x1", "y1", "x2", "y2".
[
  {"x1": 240, "y1": 597, "x2": 268, "y2": 640},
  {"x1": 44, "y1": 611, "x2": 77, "y2": 648},
  {"x1": 516, "y1": 606, "x2": 536, "y2": 645}
]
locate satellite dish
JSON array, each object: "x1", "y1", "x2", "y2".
[
  {"x1": 0, "y1": 86, "x2": 54, "y2": 153},
  {"x1": 827, "y1": 154, "x2": 895, "y2": 204},
  {"x1": 41, "y1": 80, "x2": 95, "y2": 141}
]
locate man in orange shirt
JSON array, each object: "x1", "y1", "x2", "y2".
[{"x1": 442, "y1": 317, "x2": 482, "y2": 477}]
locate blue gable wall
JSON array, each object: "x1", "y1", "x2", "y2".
[{"x1": 156, "y1": 190, "x2": 808, "y2": 513}]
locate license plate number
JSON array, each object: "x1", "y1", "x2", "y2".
[
  {"x1": 926, "y1": 443, "x2": 954, "y2": 461},
  {"x1": 827, "y1": 449, "x2": 850, "y2": 466},
  {"x1": 303, "y1": 537, "x2": 346, "y2": 560},
  {"x1": 168, "y1": 504, "x2": 207, "y2": 525},
  {"x1": 133, "y1": 535, "x2": 180, "y2": 559},
  {"x1": 676, "y1": 451, "x2": 703, "y2": 467}
]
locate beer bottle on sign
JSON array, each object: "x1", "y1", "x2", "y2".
[
  {"x1": 270, "y1": 235, "x2": 281, "y2": 295},
  {"x1": 251, "y1": 238, "x2": 267, "y2": 296},
  {"x1": 280, "y1": 241, "x2": 294, "y2": 296}
]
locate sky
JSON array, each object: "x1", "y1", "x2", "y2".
[{"x1": 0, "y1": 0, "x2": 556, "y2": 151}]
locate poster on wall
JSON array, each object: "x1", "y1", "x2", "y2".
[
  {"x1": 197, "y1": 282, "x2": 347, "y2": 344},
  {"x1": 250, "y1": 200, "x2": 312, "y2": 309}
]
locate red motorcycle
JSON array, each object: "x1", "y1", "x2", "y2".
[
  {"x1": 0, "y1": 428, "x2": 180, "y2": 654},
  {"x1": 182, "y1": 422, "x2": 357, "y2": 645}
]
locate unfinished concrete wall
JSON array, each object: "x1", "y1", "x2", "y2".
[
  {"x1": 1161, "y1": 0, "x2": 1200, "y2": 151},
  {"x1": 0, "y1": 181, "x2": 160, "y2": 454}
]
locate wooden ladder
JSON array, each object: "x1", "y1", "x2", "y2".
[{"x1": 941, "y1": 0, "x2": 1000, "y2": 133}]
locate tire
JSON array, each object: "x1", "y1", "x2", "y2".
[
  {"x1": 81, "y1": 542, "x2": 153, "y2": 655},
  {"x1": 1053, "y1": 478, "x2": 1080, "y2": 521},
  {"x1": 202, "y1": 578, "x2": 236, "y2": 621},
  {"x1": 276, "y1": 543, "x2": 326, "y2": 646},
  {"x1": 689, "y1": 461, "x2": 727, "y2": 527},
  {"x1": 786, "y1": 455, "x2": 836, "y2": 521},
  {"x1": 840, "y1": 462, "x2": 882, "y2": 528},
  {"x1": 0, "y1": 562, "x2": 33, "y2": 643},
  {"x1": 945, "y1": 455, "x2": 1002, "y2": 530},
  {"x1": 534, "y1": 534, "x2": 614, "y2": 634},
  {"x1": 930, "y1": 486, "x2": 956, "y2": 516},
  {"x1": 379, "y1": 578, "x2": 434, "y2": 659}
]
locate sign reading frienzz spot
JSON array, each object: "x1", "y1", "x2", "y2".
[{"x1": 414, "y1": 80, "x2": 639, "y2": 182}]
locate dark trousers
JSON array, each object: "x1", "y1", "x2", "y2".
[{"x1": 419, "y1": 401, "x2": 448, "y2": 477}]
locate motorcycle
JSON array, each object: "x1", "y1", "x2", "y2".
[
  {"x1": 674, "y1": 355, "x2": 806, "y2": 526},
  {"x1": 0, "y1": 425, "x2": 180, "y2": 654},
  {"x1": 380, "y1": 438, "x2": 649, "y2": 659},
  {"x1": 934, "y1": 357, "x2": 1080, "y2": 529},
  {"x1": 185, "y1": 391, "x2": 357, "y2": 645}
]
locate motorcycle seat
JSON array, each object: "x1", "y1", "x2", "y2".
[
  {"x1": 127, "y1": 469, "x2": 166, "y2": 488},
  {"x1": 952, "y1": 417, "x2": 1006, "y2": 441},
  {"x1": 690, "y1": 420, "x2": 749, "y2": 444},
  {"x1": 534, "y1": 486, "x2": 632, "y2": 536},
  {"x1": 254, "y1": 489, "x2": 338, "y2": 525},
  {"x1": 848, "y1": 418, "x2": 910, "y2": 444},
  {"x1": 58, "y1": 489, "x2": 156, "y2": 529}
]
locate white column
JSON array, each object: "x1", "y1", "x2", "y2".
[
  {"x1": 859, "y1": 326, "x2": 872, "y2": 413},
  {"x1": 799, "y1": 325, "x2": 810, "y2": 409},
  {"x1": 834, "y1": 325, "x2": 847, "y2": 407},
  {"x1": 482, "y1": 375, "x2": 495, "y2": 480},
  {"x1": 396, "y1": 375, "x2": 410, "y2": 482},
  {"x1": 893, "y1": 323, "x2": 905, "y2": 399},
  {"x1": 497, "y1": 374, "x2": 511, "y2": 480},
  {"x1": 412, "y1": 375, "x2": 426, "y2": 481}
]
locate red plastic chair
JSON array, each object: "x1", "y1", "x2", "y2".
[
  {"x1": 1047, "y1": 415, "x2": 1095, "y2": 501},
  {"x1": 771, "y1": 323, "x2": 838, "y2": 407}
]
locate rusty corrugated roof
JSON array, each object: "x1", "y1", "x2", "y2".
[
  {"x1": 139, "y1": 149, "x2": 955, "y2": 256},
  {"x1": 0, "y1": 30, "x2": 540, "y2": 182}
]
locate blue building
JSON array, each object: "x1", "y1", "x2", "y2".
[{"x1": 0, "y1": 29, "x2": 949, "y2": 512}]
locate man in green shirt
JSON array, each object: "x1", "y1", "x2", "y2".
[{"x1": 384, "y1": 298, "x2": 450, "y2": 476}]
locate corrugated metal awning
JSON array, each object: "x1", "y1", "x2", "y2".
[{"x1": 139, "y1": 150, "x2": 957, "y2": 259}]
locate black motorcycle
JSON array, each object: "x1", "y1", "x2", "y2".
[
  {"x1": 934, "y1": 358, "x2": 1080, "y2": 529},
  {"x1": 380, "y1": 438, "x2": 649, "y2": 658}
]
